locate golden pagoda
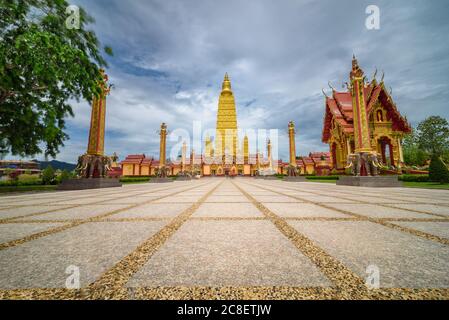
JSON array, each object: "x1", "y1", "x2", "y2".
[
  {"x1": 215, "y1": 73, "x2": 238, "y2": 159},
  {"x1": 122, "y1": 73, "x2": 334, "y2": 177}
]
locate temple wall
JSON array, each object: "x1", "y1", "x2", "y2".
[
  {"x1": 304, "y1": 164, "x2": 315, "y2": 175},
  {"x1": 122, "y1": 164, "x2": 134, "y2": 176},
  {"x1": 141, "y1": 166, "x2": 150, "y2": 176}
]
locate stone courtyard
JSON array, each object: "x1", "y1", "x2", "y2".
[{"x1": 0, "y1": 178, "x2": 448, "y2": 300}]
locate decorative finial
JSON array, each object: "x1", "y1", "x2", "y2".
[
  {"x1": 322, "y1": 88, "x2": 329, "y2": 98},
  {"x1": 328, "y1": 81, "x2": 336, "y2": 92},
  {"x1": 350, "y1": 55, "x2": 364, "y2": 78},
  {"x1": 289, "y1": 120, "x2": 295, "y2": 129},
  {"x1": 372, "y1": 68, "x2": 378, "y2": 80},
  {"x1": 222, "y1": 73, "x2": 232, "y2": 93}
]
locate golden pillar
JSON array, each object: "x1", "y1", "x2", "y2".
[
  {"x1": 346, "y1": 139, "x2": 352, "y2": 156},
  {"x1": 267, "y1": 139, "x2": 273, "y2": 169},
  {"x1": 205, "y1": 135, "x2": 212, "y2": 157},
  {"x1": 181, "y1": 141, "x2": 187, "y2": 172},
  {"x1": 288, "y1": 121, "x2": 297, "y2": 166},
  {"x1": 191, "y1": 148, "x2": 197, "y2": 175},
  {"x1": 243, "y1": 135, "x2": 249, "y2": 164},
  {"x1": 87, "y1": 70, "x2": 111, "y2": 156},
  {"x1": 159, "y1": 123, "x2": 167, "y2": 168},
  {"x1": 350, "y1": 56, "x2": 372, "y2": 153}
]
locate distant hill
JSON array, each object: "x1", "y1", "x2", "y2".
[{"x1": 34, "y1": 160, "x2": 77, "y2": 171}]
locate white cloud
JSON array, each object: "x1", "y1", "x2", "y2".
[{"x1": 46, "y1": 0, "x2": 449, "y2": 163}]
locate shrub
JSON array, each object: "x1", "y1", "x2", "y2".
[
  {"x1": 17, "y1": 174, "x2": 42, "y2": 186},
  {"x1": 330, "y1": 169, "x2": 339, "y2": 176},
  {"x1": 41, "y1": 165, "x2": 56, "y2": 185},
  {"x1": 0, "y1": 179, "x2": 18, "y2": 187},
  {"x1": 399, "y1": 174, "x2": 430, "y2": 182},
  {"x1": 57, "y1": 170, "x2": 72, "y2": 184},
  {"x1": 306, "y1": 176, "x2": 340, "y2": 180},
  {"x1": 429, "y1": 155, "x2": 449, "y2": 183},
  {"x1": 120, "y1": 177, "x2": 150, "y2": 183}
]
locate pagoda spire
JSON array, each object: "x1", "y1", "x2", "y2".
[
  {"x1": 222, "y1": 73, "x2": 232, "y2": 93},
  {"x1": 216, "y1": 73, "x2": 238, "y2": 160}
]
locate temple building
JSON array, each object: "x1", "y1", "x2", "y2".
[
  {"x1": 122, "y1": 74, "x2": 271, "y2": 176},
  {"x1": 322, "y1": 57, "x2": 412, "y2": 171},
  {"x1": 122, "y1": 74, "x2": 332, "y2": 177}
]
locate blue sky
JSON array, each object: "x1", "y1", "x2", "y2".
[{"x1": 48, "y1": 0, "x2": 449, "y2": 163}]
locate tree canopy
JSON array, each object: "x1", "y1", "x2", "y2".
[
  {"x1": 402, "y1": 132, "x2": 428, "y2": 167},
  {"x1": 402, "y1": 116, "x2": 449, "y2": 166},
  {"x1": 415, "y1": 116, "x2": 449, "y2": 157},
  {"x1": 0, "y1": 0, "x2": 112, "y2": 158}
]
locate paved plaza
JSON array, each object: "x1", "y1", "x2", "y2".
[{"x1": 0, "y1": 178, "x2": 448, "y2": 300}]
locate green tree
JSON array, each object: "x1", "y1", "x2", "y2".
[
  {"x1": 416, "y1": 116, "x2": 449, "y2": 156},
  {"x1": 428, "y1": 154, "x2": 449, "y2": 183},
  {"x1": 0, "y1": 0, "x2": 112, "y2": 158},
  {"x1": 3, "y1": 168, "x2": 14, "y2": 178},
  {"x1": 41, "y1": 165, "x2": 55, "y2": 185},
  {"x1": 402, "y1": 133, "x2": 428, "y2": 166},
  {"x1": 59, "y1": 169, "x2": 71, "y2": 182}
]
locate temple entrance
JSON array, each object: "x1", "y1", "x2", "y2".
[{"x1": 378, "y1": 137, "x2": 394, "y2": 167}]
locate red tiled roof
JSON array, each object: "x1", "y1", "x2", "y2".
[
  {"x1": 121, "y1": 154, "x2": 145, "y2": 165},
  {"x1": 141, "y1": 158, "x2": 153, "y2": 166},
  {"x1": 322, "y1": 83, "x2": 411, "y2": 143},
  {"x1": 301, "y1": 157, "x2": 314, "y2": 165},
  {"x1": 151, "y1": 160, "x2": 160, "y2": 167},
  {"x1": 309, "y1": 152, "x2": 330, "y2": 159}
]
